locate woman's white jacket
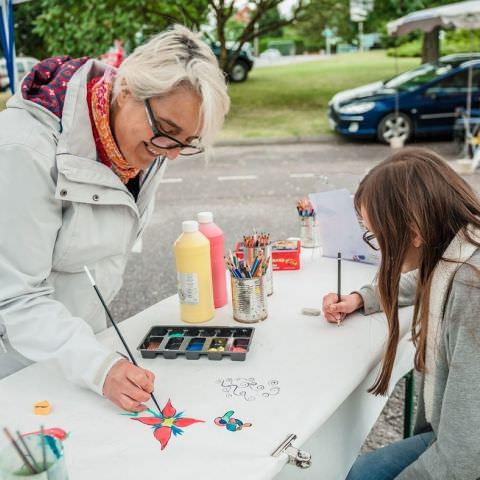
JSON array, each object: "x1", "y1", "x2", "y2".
[{"x1": 0, "y1": 60, "x2": 167, "y2": 394}]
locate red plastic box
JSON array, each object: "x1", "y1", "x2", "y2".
[{"x1": 234, "y1": 240, "x2": 301, "y2": 271}]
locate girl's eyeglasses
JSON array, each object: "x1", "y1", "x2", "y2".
[
  {"x1": 144, "y1": 99, "x2": 204, "y2": 156},
  {"x1": 362, "y1": 231, "x2": 380, "y2": 251}
]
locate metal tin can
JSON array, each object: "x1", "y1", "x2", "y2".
[
  {"x1": 231, "y1": 276, "x2": 268, "y2": 323},
  {"x1": 242, "y1": 244, "x2": 273, "y2": 295}
]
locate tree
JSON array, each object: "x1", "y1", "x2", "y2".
[
  {"x1": 13, "y1": 0, "x2": 305, "y2": 76},
  {"x1": 295, "y1": 0, "x2": 352, "y2": 50},
  {"x1": 26, "y1": 0, "x2": 209, "y2": 58},
  {"x1": 258, "y1": 6, "x2": 284, "y2": 38},
  {"x1": 13, "y1": 1, "x2": 46, "y2": 58},
  {"x1": 205, "y1": 0, "x2": 308, "y2": 74}
]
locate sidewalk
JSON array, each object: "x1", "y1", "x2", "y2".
[
  {"x1": 254, "y1": 53, "x2": 330, "y2": 69},
  {"x1": 215, "y1": 134, "x2": 343, "y2": 147}
]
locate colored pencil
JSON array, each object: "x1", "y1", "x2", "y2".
[
  {"x1": 243, "y1": 232, "x2": 270, "y2": 247},
  {"x1": 3, "y1": 427, "x2": 37, "y2": 474},
  {"x1": 225, "y1": 253, "x2": 268, "y2": 279},
  {"x1": 40, "y1": 425, "x2": 46, "y2": 473},
  {"x1": 16, "y1": 430, "x2": 40, "y2": 473},
  {"x1": 297, "y1": 198, "x2": 315, "y2": 217}
]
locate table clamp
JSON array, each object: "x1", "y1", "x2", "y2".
[{"x1": 271, "y1": 433, "x2": 312, "y2": 469}]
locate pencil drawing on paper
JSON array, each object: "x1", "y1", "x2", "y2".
[{"x1": 216, "y1": 377, "x2": 281, "y2": 401}]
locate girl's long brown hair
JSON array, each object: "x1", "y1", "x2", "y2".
[{"x1": 354, "y1": 147, "x2": 480, "y2": 396}]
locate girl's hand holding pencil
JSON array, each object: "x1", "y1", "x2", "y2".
[{"x1": 322, "y1": 293, "x2": 364, "y2": 323}]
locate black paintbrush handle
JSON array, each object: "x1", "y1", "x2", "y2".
[
  {"x1": 93, "y1": 285, "x2": 138, "y2": 366},
  {"x1": 93, "y1": 286, "x2": 163, "y2": 414},
  {"x1": 16, "y1": 431, "x2": 40, "y2": 472},
  {"x1": 3, "y1": 428, "x2": 37, "y2": 474}
]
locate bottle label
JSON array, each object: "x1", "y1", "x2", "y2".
[{"x1": 177, "y1": 272, "x2": 199, "y2": 304}]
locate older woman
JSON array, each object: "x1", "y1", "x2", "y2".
[{"x1": 0, "y1": 25, "x2": 230, "y2": 412}]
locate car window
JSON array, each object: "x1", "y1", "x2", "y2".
[
  {"x1": 385, "y1": 63, "x2": 452, "y2": 91},
  {"x1": 427, "y1": 68, "x2": 480, "y2": 95}
]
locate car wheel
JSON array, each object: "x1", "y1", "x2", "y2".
[
  {"x1": 229, "y1": 61, "x2": 248, "y2": 82},
  {"x1": 377, "y1": 112, "x2": 412, "y2": 144}
]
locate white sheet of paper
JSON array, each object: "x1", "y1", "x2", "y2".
[
  {"x1": 309, "y1": 189, "x2": 379, "y2": 264},
  {"x1": 0, "y1": 256, "x2": 415, "y2": 480}
]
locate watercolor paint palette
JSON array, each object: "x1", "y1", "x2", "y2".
[{"x1": 137, "y1": 326, "x2": 255, "y2": 361}]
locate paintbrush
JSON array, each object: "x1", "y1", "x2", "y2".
[
  {"x1": 83, "y1": 266, "x2": 162, "y2": 415},
  {"x1": 337, "y1": 252, "x2": 342, "y2": 327},
  {"x1": 16, "y1": 430, "x2": 40, "y2": 473},
  {"x1": 40, "y1": 425, "x2": 47, "y2": 475},
  {"x1": 3, "y1": 427, "x2": 37, "y2": 474}
]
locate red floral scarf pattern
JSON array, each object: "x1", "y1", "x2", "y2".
[{"x1": 86, "y1": 69, "x2": 140, "y2": 184}]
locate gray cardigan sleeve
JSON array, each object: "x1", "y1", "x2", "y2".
[
  {"x1": 395, "y1": 272, "x2": 480, "y2": 480},
  {"x1": 355, "y1": 269, "x2": 417, "y2": 314}
]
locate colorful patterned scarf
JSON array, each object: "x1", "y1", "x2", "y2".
[
  {"x1": 86, "y1": 69, "x2": 140, "y2": 183},
  {"x1": 21, "y1": 56, "x2": 139, "y2": 184},
  {"x1": 21, "y1": 56, "x2": 89, "y2": 118}
]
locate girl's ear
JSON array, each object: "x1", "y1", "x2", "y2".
[
  {"x1": 412, "y1": 232, "x2": 423, "y2": 248},
  {"x1": 409, "y1": 223, "x2": 423, "y2": 248}
]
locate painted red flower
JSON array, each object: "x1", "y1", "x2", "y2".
[{"x1": 131, "y1": 399, "x2": 204, "y2": 450}]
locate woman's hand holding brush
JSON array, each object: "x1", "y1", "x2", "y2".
[{"x1": 103, "y1": 359, "x2": 155, "y2": 412}]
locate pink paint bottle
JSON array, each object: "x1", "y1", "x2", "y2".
[{"x1": 197, "y1": 212, "x2": 227, "y2": 308}]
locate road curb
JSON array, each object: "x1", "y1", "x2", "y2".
[{"x1": 214, "y1": 134, "x2": 346, "y2": 147}]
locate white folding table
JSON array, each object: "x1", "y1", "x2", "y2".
[{"x1": 0, "y1": 252, "x2": 414, "y2": 480}]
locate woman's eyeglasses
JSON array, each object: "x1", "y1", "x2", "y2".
[
  {"x1": 362, "y1": 231, "x2": 380, "y2": 251},
  {"x1": 144, "y1": 99, "x2": 203, "y2": 156}
]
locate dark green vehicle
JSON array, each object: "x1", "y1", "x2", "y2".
[{"x1": 210, "y1": 43, "x2": 255, "y2": 82}]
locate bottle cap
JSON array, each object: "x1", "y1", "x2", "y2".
[
  {"x1": 182, "y1": 220, "x2": 199, "y2": 233},
  {"x1": 197, "y1": 212, "x2": 213, "y2": 224}
]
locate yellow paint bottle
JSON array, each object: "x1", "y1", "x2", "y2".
[{"x1": 174, "y1": 220, "x2": 214, "y2": 323}]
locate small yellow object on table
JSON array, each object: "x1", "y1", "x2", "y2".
[{"x1": 33, "y1": 400, "x2": 51, "y2": 415}]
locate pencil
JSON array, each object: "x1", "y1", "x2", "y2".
[
  {"x1": 40, "y1": 425, "x2": 46, "y2": 472},
  {"x1": 83, "y1": 266, "x2": 162, "y2": 415},
  {"x1": 16, "y1": 430, "x2": 40, "y2": 473},
  {"x1": 3, "y1": 427, "x2": 37, "y2": 474},
  {"x1": 337, "y1": 252, "x2": 342, "y2": 327}
]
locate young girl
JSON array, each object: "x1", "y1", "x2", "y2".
[{"x1": 323, "y1": 147, "x2": 480, "y2": 479}]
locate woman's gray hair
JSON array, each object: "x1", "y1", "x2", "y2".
[{"x1": 113, "y1": 24, "x2": 230, "y2": 149}]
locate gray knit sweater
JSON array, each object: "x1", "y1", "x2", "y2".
[{"x1": 357, "y1": 251, "x2": 480, "y2": 480}]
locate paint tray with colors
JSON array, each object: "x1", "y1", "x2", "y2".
[{"x1": 137, "y1": 326, "x2": 255, "y2": 361}]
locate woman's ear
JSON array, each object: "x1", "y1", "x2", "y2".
[{"x1": 115, "y1": 79, "x2": 131, "y2": 108}]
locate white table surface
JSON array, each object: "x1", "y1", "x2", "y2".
[{"x1": 0, "y1": 251, "x2": 414, "y2": 480}]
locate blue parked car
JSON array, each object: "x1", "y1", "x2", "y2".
[{"x1": 328, "y1": 53, "x2": 480, "y2": 143}]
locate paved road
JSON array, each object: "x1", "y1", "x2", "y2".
[
  {"x1": 111, "y1": 139, "x2": 464, "y2": 321},
  {"x1": 110, "y1": 138, "x2": 474, "y2": 452}
]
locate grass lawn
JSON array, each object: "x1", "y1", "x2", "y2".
[
  {"x1": 220, "y1": 50, "x2": 419, "y2": 141},
  {"x1": 0, "y1": 51, "x2": 419, "y2": 141}
]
